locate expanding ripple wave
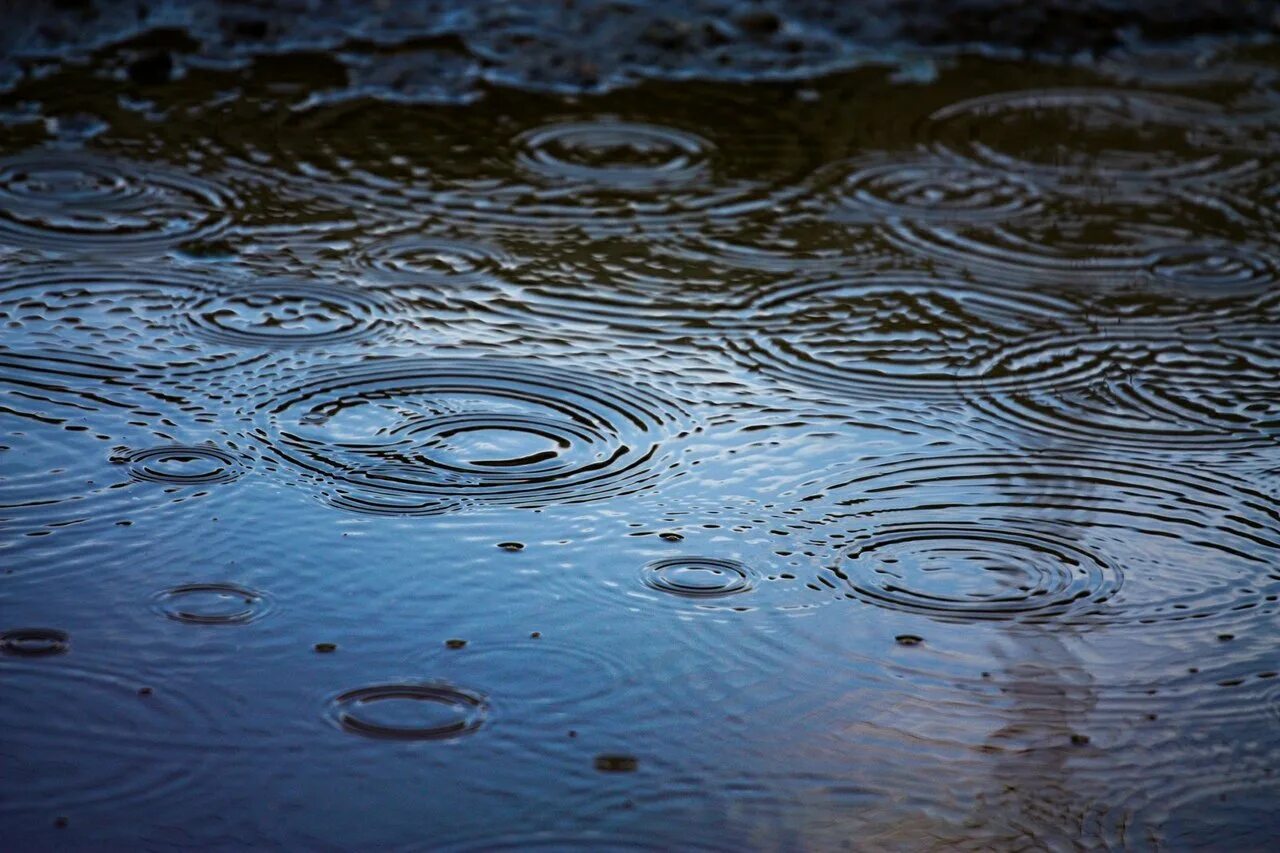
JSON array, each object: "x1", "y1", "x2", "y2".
[{"x1": 248, "y1": 359, "x2": 693, "y2": 514}]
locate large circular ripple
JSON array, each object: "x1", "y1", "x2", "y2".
[
  {"x1": 436, "y1": 118, "x2": 791, "y2": 232},
  {"x1": 0, "y1": 150, "x2": 235, "y2": 252},
  {"x1": 179, "y1": 279, "x2": 394, "y2": 347},
  {"x1": 725, "y1": 273, "x2": 1085, "y2": 399},
  {"x1": 0, "y1": 265, "x2": 265, "y2": 377},
  {"x1": 925, "y1": 88, "x2": 1259, "y2": 188},
  {"x1": 883, "y1": 191, "x2": 1275, "y2": 294},
  {"x1": 815, "y1": 154, "x2": 1043, "y2": 223},
  {"x1": 804, "y1": 452, "x2": 1280, "y2": 631},
  {"x1": 249, "y1": 359, "x2": 692, "y2": 514},
  {"x1": 964, "y1": 327, "x2": 1280, "y2": 452},
  {"x1": 834, "y1": 522, "x2": 1121, "y2": 622}
]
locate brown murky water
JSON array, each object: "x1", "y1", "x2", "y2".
[{"x1": 1, "y1": 27, "x2": 1279, "y2": 851}]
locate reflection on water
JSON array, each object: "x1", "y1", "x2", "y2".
[{"x1": 1, "y1": 29, "x2": 1278, "y2": 851}]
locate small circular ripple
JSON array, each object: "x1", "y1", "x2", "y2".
[
  {"x1": 352, "y1": 234, "x2": 513, "y2": 286},
  {"x1": 515, "y1": 120, "x2": 711, "y2": 188},
  {"x1": 0, "y1": 150, "x2": 234, "y2": 252},
  {"x1": 181, "y1": 280, "x2": 391, "y2": 347},
  {"x1": 817, "y1": 155, "x2": 1042, "y2": 222},
  {"x1": 640, "y1": 557, "x2": 758, "y2": 598},
  {"x1": 926, "y1": 88, "x2": 1257, "y2": 187},
  {"x1": 834, "y1": 522, "x2": 1121, "y2": 622},
  {"x1": 327, "y1": 683, "x2": 487, "y2": 740},
  {"x1": 1147, "y1": 245, "x2": 1280, "y2": 295},
  {"x1": 151, "y1": 583, "x2": 270, "y2": 625},
  {"x1": 966, "y1": 328, "x2": 1280, "y2": 451},
  {"x1": 805, "y1": 452, "x2": 1280, "y2": 631},
  {"x1": 120, "y1": 445, "x2": 246, "y2": 485},
  {"x1": 250, "y1": 359, "x2": 690, "y2": 514},
  {"x1": 0, "y1": 627, "x2": 70, "y2": 656},
  {"x1": 726, "y1": 274, "x2": 1083, "y2": 399}
]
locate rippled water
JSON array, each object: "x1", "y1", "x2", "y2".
[{"x1": 1, "y1": 32, "x2": 1278, "y2": 851}]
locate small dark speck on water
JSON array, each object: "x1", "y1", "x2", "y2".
[
  {"x1": 659, "y1": 532, "x2": 683, "y2": 542},
  {"x1": 138, "y1": 686, "x2": 153, "y2": 696},
  {"x1": 895, "y1": 634, "x2": 924, "y2": 646},
  {"x1": 530, "y1": 631, "x2": 541, "y2": 638},
  {"x1": 313, "y1": 643, "x2": 337, "y2": 653},
  {"x1": 1071, "y1": 734, "x2": 1091, "y2": 746},
  {"x1": 127, "y1": 51, "x2": 173, "y2": 86},
  {"x1": 595, "y1": 754, "x2": 638, "y2": 772},
  {"x1": 498, "y1": 542, "x2": 524, "y2": 551},
  {"x1": 54, "y1": 817, "x2": 68, "y2": 829},
  {"x1": 1218, "y1": 634, "x2": 1235, "y2": 641},
  {"x1": 445, "y1": 639, "x2": 467, "y2": 649}
]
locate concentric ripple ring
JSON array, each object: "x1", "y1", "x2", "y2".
[
  {"x1": 328, "y1": 683, "x2": 488, "y2": 740},
  {"x1": 249, "y1": 358, "x2": 690, "y2": 514},
  {"x1": 151, "y1": 583, "x2": 270, "y2": 625},
  {"x1": 927, "y1": 88, "x2": 1255, "y2": 187},
  {"x1": 818, "y1": 155, "x2": 1042, "y2": 222},
  {"x1": 516, "y1": 120, "x2": 711, "y2": 187},
  {"x1": 0, "y1": 628, "x2": 71, "y2": 656},
  {"x1": 640, "y1": 557, "x2": 759, "y2": 598},
  {"x1": 832, "y1": 522, "x2": 1122, "y2": 621},
  {"x1": 120, "y1": 446, "x2": 246, "y2": 485},
  {"x1": 0, "y1": 151, "x2": 235, "y2": 252},
  {"x1": 181, "y1": 280, "x2": 392, "y2": 347}
]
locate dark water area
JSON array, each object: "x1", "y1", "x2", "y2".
[{"x1": 2, "y1": 4, "x2": 1280, "y2": 850}]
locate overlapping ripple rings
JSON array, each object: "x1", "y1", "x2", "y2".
[
  {"x1": 833, "y1": 522, "x2": 1121, "y2": 621},
  {"x1": 0, "y1": 151, "x2": 235, "y2": 252},
  {"x1": 965, "y1": 327, "x2": 1280, "y2": 452},
  {"x1": 882, "y1": 193, "x2": 1270, "y2": 291},
  {"x1": 725, "y1": 274, "x2": 1082, "y2": 399},
  {"x1": 180, "y1": 280, "x2": 394, "y2": 348},
  {"x1": 0, "y1": 265, "x2": 267, "y2": 378},
  {"x1": 437, "y1": 117, "x2": 788, "y2": 232},
  {"x1": 926, "y1": 88, "x2": 1258, "y2": 188},
  {"x1": 805, "y1": 453, "x2": 1280, "y2": 629},
  {"x1": 249, "y1": 359, "x2": 691, "y2": 514},
  {"x1": 816, "y1": 155, "x2": 1043, "y2": 223}
]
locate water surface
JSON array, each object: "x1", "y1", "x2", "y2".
[{"x1": 1, "y1": 29, "x2": 1279, "y2": 851}]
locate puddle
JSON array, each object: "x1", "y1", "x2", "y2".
[{"x1": 1, "y1": 8, "x2": 1278, "y2": 850}]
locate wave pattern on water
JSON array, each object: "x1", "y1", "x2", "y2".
[
  {"x1": 803, "y1": 452, "x2": 1280, "y2": 631},
  {"x1": 247, "y1": 359, "x2": 692, "y2": 514},
  {"x1": 2, "y1": 43, "x2": 1280, "y2": 851},
  {"x1": 0, "y1": 151, "x2": 235, "y2": 253}
]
